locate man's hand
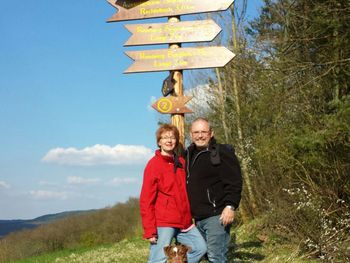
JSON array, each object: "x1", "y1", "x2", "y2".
[{"x1": 219, "y1": 206, "x2": 235, "y2": 226}]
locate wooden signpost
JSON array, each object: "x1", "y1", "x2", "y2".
[
  {"x1": 107, "y1": 0, "x2": 235, "y2": 22},
  {"x1": 152, "y1": 96, "x2": 192, "y2": 114},
  {"x1": 124, "y1": 46, "x2": 235, "y2": 73},
  {"x1": 124, "y1": 20, "x2": 222, "y2": 46},
  {"x1": 107, "y1": 0, "x2": 236, "y2": 146}
]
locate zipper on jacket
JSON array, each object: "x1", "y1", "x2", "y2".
[
  {"x1": 186, "y1": 148, "x2": 209, "y2": 182},
  {"x1": 207, "y1": 189, "x2": 216, "y2": 212}
]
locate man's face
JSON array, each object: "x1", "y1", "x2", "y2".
[{"x1": 190, "y1": 120, "x2": 213, "y2": 149}]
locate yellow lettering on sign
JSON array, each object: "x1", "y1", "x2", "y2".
[
  {"x1": 143, "y1": 0, "x2": 161, "y2": 6},
  {"x1": 154, "y1": 60, "x2": 172, "y2": 68},
  {"x1": 140, "y1": 52, "x2": 165, "y2": 60},
  {"x1": 174, "y1": 60, "x2": 188, "y2": 67},
  {"x1": 168, "y1": 32, "x2": 181, "y2": 41},
  {"x1": 150, "y1": 34, "x2": 167, "y2": 42},
  {"x1": 140, "y1": 7, "x2": 173, "y2": 15},
  {"x1": 167, "y1": 50, "x2": 193, "y2": 58},
  {"x1": 175, "y1": 4, "x2": 195, "y2": 12},
  {"x1": 157, "y1": 98, "x2": 172, "y2": 113},
  {"x1": 164, "y1": 25, "x2": 192, "y2": 33},
  {"x1": 153, "y1": 59, "x2": 188, "y2": 69},
  {"x1": 122, "y1": 0, "x2": 160, "y2": 9}
]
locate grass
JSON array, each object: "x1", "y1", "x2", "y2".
[
  {"x1": 230, "y1": 217, "x2": 319, "y2": 263},
  {"x1": 5, "y1": 218, "x2": 320, "y2": 263},
  {"x1": 4, "y1": 238, "x2": 149, "y2": 263},
  {"x1": 4, "y1": 247, "x2": 93, "y2": 263},
  {"x1": 54, "y1": 238, "x2": 149, "y2": 263}
]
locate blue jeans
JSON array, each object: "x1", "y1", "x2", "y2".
[
  {"x1": 148, "y1": 226, "x2": 207, "y2": 263},
  {"x1": 195, "y1": 215, "x2": 231, "y2": 263}
]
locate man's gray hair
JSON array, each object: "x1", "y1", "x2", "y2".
[{"x1": 190, "y1": 117, "x2": 212, "y2": 131}]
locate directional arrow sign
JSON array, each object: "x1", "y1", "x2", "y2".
[
  {"x1": 124, "y1": 20, "x2": 221, "y2": 46},
  {"x1": 107, "y1": 0, "x2": 235, "y2": 22},
  {"x1": 152, "y1": 96, "x2": 192, "y2": 114},
  {"x1": 124, "y1": 46, "x2": 235, "y2": 73}
]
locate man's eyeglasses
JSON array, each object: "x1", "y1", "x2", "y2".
[{"x1": 191, "y1": 131, "x2": 210, "y2": 136}]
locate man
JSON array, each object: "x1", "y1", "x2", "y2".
[{"x1": 186, "y1": 117, "x2": 242, "y2": 263}]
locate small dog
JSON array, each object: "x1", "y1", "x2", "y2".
[{"x1": 164, "y1": 244, "x2": 192, "y2": 263}]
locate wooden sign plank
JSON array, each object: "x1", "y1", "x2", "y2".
[
  {"x1": 124, "y1": 20, "x2": 221, "y2": 46},
  {"x1": 124, "y1": 46, "x2": 235, "y2": 73},
  {"x1": 152, "y1": 96, "x2": 192, "y2": 114},
  {"x1": 107, "y1": 0, "x2": 235, "y2": 22}
]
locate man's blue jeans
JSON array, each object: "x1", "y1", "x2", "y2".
[
  {"x1": 148, "y1": 226, "x2": 207, "y2": 263},
  {"x1": 195, "y1": 215, "x2": 231, "y2": 263}
]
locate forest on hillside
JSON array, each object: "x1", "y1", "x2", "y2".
[
  {"x1": 0, "y1": 0, "x2": 349, "y2": 262},
  {"x1": 0, "y1": 198, "x2": 141, "y2": 262},
  {"x1": 187, "y1": 0, "x2": 349, "y2": 261},
  {"x1": 187, "y1": 0, "x2": 350, "y2": 262}
]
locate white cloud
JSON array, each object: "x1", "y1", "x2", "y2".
[
  {"x1": 0, "y1": 181, "x2": 10, "y2": 189},
  {"x1": 39, "y1": 181, "x2": 59, "y2": 186},
  {"x1": 67, "y1": 176, "x2": 100, "y2": 185},
  {"x1": 42, "y1": 144, "x2": 153, "y2": 166},
  {"x1": 110, "y1": 177, "x2": 138, "y2": 186},
  {"x1": 29, "y1": 190, "x2": 69, "y2": 200}
]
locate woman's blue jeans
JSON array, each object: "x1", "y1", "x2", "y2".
[
  {"x1": 195, "y1": 215, "x2": 231, "y2": 263},
  {"x1": 148, "y1": 226, "x2": 207, "y2": 263}
]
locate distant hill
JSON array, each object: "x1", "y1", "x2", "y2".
[{"x1": 0, "y1": 210, "x2": 94, "y2": 238}]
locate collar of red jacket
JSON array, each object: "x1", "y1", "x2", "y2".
[{"x1": 155, "y1": 149, "x2": 174, "y2": 162}]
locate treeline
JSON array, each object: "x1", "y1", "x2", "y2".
[
  {"x1": 190, "y1": 0, "x2": 349, "y2": 261},
  {"x1": 0, "y1": 198, "x2": 141, "y2": 262}
]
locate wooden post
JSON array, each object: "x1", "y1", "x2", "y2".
[{"x1": 168, "y1": 16, "x2": 185, "y2": 152}]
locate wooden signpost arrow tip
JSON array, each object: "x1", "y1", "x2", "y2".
[{"x1": 152, "y1": 96, "x2": 193, "y2": 114}]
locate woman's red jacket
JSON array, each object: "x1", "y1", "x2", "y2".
[{"x1": 140, "y1": 150, "x2": 192, "y2": 239}]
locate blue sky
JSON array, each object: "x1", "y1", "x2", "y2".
[{"x1": 0, "y1": 0, "x2": 262, "y2": 220}]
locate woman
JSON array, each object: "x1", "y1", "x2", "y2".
[{"x1": 140, "y1": 124, "x2": 207, "y2": 263}]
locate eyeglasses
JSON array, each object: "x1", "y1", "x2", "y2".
[
  {"x1": 161, "y1": 136, "x2": 176, "y2": 140},
  {"x1": 191, "y1": 130, "x2": 211, "y2": 136}
]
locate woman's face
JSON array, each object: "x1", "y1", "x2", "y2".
[{"x1": 158, "y1": 131, "x2": 177, "y2": 155}]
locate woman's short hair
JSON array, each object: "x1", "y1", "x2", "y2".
[{"x1": 156, "y1": 124, "x2": 179, "y2": 147}]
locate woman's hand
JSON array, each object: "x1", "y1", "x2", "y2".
[{"x1": 148, "y1": 236, "x2": 157, "y2": 244}]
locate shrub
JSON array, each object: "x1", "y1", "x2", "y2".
[{"x1": 268, "y1": 186, "x2": 350, "y2": 262}]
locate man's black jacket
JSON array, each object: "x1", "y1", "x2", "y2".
[{"x1": 186, "y1": 138, "x2": 242, "y2": 220}]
